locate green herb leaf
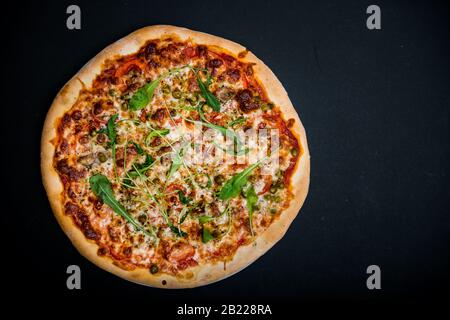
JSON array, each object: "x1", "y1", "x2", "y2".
[
  {"x1": 228, "y1": 117, "x2": 246, "y2": 127},
  {"x1": 179, "y1": 208, "x2": 189, "y2": 224},
  {"x1": 105, "y1": 115, "x2": 119, "y2": 179},
  {"x1": 219, "y1": 161, "x2": 263, "y2": 201},
  {"x1": 198, "y1": 215, "x2": 214, "y2": 224},
  {"x1": 145, "y1": 128, "x2": 170, "y2": 145},
  {"x1": 178, "y1": 190, "x2": 190, "y2": 205},
  {"x1": 122, "y1": 154, "x2": 154, "y2": 188},
  {"x1": 107, "y1": 114, "x2": 118, "y2": 143},
  {"x1": 196, "y1": 73, "x2": 220, "y2": 112},
  {"x1": 245, "y1": 186, "x2": 258, "y2": 236},
  {"x1": 128, "y1": 87, "x2": 149, "y2": 111},
  {"x1": 89, "y1": 174, "x2": 154, "y2": 238},
  {"x1": 132, "y1": 142, "x2": 144, "y2": 155},
  {"x1": 202, "y1": 227, "x2": 214, "y2": 243},
  {"x1": 167, "y1": 144, "x2": 187, "y2": 181},
  {"x1": 170, "y1": 226, "x2": 188, "y2": 237},
  {"x1": 129, "y1": 80, "x2": 161, "y2": 111},
  {"x1": 129, "y1": 66, "x2": 189, "y2": 111}
]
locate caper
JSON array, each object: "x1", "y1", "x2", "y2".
[
  {"x1": 188, "y1": 95, "x2": 198, "y2": 105},
  {"x1": 97, "y1": 152, "x2": 107, "y2": 163},
  {"x1": 268, "y1": 102, "x2": 275, "y2": 109},
  {"x1": 214, "y1": 174, "x2": 225, "y2": 185},
  {"x1": 276, "y1": 181, "x2": 285, "y2": 189},
  {"x1": 108, "y1": 89, "x2": 116, "y2": 97},
  {"x1": 150, "y1": 264, "x2": 159, "y2": 274},
  {"x1": 260, "y1": 102, "x2": 270, "y2": 111},
  {"x1": 263, "y1": 194, "x2": 271, "y2": 200},
  {"x1": 202, "y1": 104, "x2": 212, "y2": 113},
  {"x1": 270, "y1": 186, "x2": 277, "y2": 194},
  {"x1": 172, "y1": 89, "x2": 182, "y2": 99},
  {"x1": 270, "y1": 208, "x2": 277, "y2": 214},
  {"x1": 273, "y1": 196, "x2": 281, "y2": 202},
  {"x1": 121, "y1": 103, "x2": 128, "y2": 111},
  {"x1": 291, "y1": 148, "x2": 298, "y2": 156}
]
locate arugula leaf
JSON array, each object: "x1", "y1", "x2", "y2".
[
  {"x1": 145, "y1": 128, "x2": 170, "y2": 145},
  {"x1": 228, "y1": 117, "x2": 246, "y2": 127},
  {"x1": 178, "y1": 190, "x2": 190, "y2": 205},
  {"x1": 129, "y1": 65, "x2": 189, "y2": 111},
  {"x1": 129, "y1": 80, "x2": 160, "y2": 111},
  {"x1": 106, "y1": 114, "x2": 118, "y2": 143},
  {"x1": 213, "y1": 141, "x2": 250, "y2": 156},
  {"x1": 196, "y1": 72, "x2": 220, "y2": 112},
  {"x1": 202, "y1": 227, "x2": 214, "y2": 243},
  {"x1": 89, "y1": 174, "x2": 154, "y2": 238},
  {"x1": 132, "y1": 142, "x2": 144, "y2": 155},
  {"x1": 179, "y1": 207, "x2": 189, "y2": 224},
  {"x1": 170, "y1": 226, "x2": 188, "y2": 237},
  {"x1": 198, "y1": 215, "x2": 214, "y2": 224},
  {"x1": 167, "y1": 144, "x2": 187, "y2": 181},
  {"x1": 219, "y1": 161, "x2": 263, "y2": 201},
  {"x1": 159, "y1": 207, "x2": 187, "y2": 237},
  {"x1": 245, "y1": 186, "x2": 258, "y2": 236},
  {"x1": 104, "y1": 115, "x2": 119, "y2": 179},
  {"x1": 123, "y1": 154, "x2": 154, "y2": 188},
  {"x1": 186, "y1": 108, "x2": 242, "y2": 148}
]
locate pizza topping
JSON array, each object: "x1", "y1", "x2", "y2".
[{"x1": 52, "y1": 37, "x2": 302, "y2": 276}]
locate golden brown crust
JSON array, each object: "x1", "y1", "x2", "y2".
[{"x1": 41, "y1": 25, "x2": 310, "y2": 288}]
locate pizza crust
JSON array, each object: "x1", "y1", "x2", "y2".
[{"x1": 41, "y1": 25, "x2": 310, "y2": 288}]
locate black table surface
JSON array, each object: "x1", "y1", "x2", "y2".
[{"x1": 4, "y1": 0, "x2": 449, "y2": 305}]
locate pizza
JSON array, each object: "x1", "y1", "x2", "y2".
[{"x1": 41, "y1": 25, "x2": 310, "y2": 288}]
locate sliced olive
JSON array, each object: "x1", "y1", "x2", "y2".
[
  {"x1": 188, "y1": 94, "x2": 198, "y2": 105},
  {"x1": 97, "y1": 152, "x2": 107, "y2": 163},
  {"x1": 150, "y1": 264, "x2": 159, "y2": 274},
  {"x1": 172, "y1": 89, "x2": 182, "y2": 99}
]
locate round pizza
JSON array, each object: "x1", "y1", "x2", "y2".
[{"x1": 41, "y1": 25, "x2": 310, "y2": 288}]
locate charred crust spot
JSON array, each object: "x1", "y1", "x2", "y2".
[
  {"x1": 236, "y1": 89, "x2": 259, "y2": 113},
  {"x1": 61, "y1": 114, "x2": 71, "y2": 128},
  {"x1": 123, "y1": 246, "x2": 132, "y2": 257},
  {"x1": 197, "y1": 45, "x2": 208, "y2": 57},
  {"x1": 93, "y1": 102, "x2": 103, "y2": 115},
  {"x1": 71, "y1": 110, "x2": 82, "y2": 121},
  {"x1": 151, "y1": 108, "x2": 167, "y2": 122},
  {"x1": 287, "y1": 118, "x2": 295, "y2": 128},
  {"x1": 208, "y1": 58, "x2": 223, "y2": 68},
  {"x1": 64, "y1": 201, "x2": 99, "y2": 240},
  {"x1": 97, "y1": 247, "x2": 109, "y2": 256},
  {"x1": 238, "y1": 50, "x2": 248, "y2": 58},
  {"x1": 56, "y1": 159, "x2": 86, "y2": 181},
  {"x1": 226, "y1": 69, "x2": 241, "y2": 82}
]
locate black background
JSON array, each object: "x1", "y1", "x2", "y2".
[{"x1": 4, "y1": 0, "x2": 450, "y2": 308}]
